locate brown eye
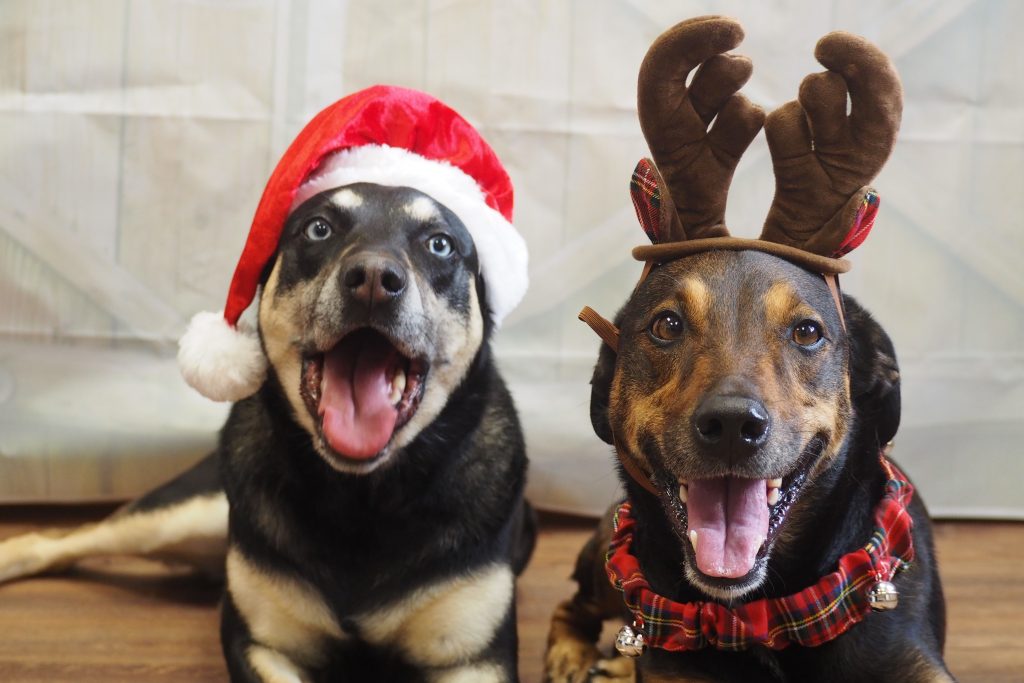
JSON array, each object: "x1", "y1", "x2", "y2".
[
  {"x1": 792, "y1": 320, "x2": 824, "y2": 347},
  {"x1": 650, "y1": 312, "x2": 684, "y2": 341}
]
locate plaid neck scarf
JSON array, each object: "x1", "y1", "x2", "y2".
[{"x1": 605, "y1": 455, "x2": 915, "y2": 652}]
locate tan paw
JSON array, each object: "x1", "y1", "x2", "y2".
[
  {"x1": 587, "y1": 656, "x2": 635, "y2": 682},
  {"x1": 0, "y1": 532, "x2": 66, "y2": 584},
  {"x1": 544, "y1": 636, "x2": 602, "y2": 683}
]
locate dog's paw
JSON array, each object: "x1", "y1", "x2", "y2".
[
  {"x1": 586, "y1": 655, "x2": 635, "y2": 682},
  {"x1": 544, "y1": 637, "x2": 602, "y2": 683},
  {"x1": 0, "y1": 532, "x2": 67, "y2": 584}
]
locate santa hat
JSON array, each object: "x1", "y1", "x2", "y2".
[{"x1": 178, "y1": 85, "x2": 529, "y2": 402}]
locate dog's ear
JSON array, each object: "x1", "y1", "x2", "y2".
[
  {"x1": 589, "y1": 339, "x2": 617, "y2": 445},
  {"x1": 844, "y1": 295, "x2": 901, "y2": 445},
  {"x1": 476, "y1": 272, "x2": 497, "y2": 340}
]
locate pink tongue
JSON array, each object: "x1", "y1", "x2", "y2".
[
  {"x1": 687, "y1": 477, "x2": 768, "y2": 578},
  {"x1": 319, "y1": 334, "x2": 399, "y2": 460}
]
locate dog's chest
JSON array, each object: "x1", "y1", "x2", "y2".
[{"x1": 227, "y1": 547, "x2": 513, "y2": 669}]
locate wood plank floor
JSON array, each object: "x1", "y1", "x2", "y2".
[{"x1": 0, "y1": 505, "x2": 1021, "y2": 682}]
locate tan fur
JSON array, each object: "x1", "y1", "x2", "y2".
[
  {"x1": 389, "y1": 281, "x2": 484, "y2": 453},
  {"x1": 359, "y1": 563, "x2": 512, "y2": 668},
  {"x1": 405, "y1": 195, "x2": 442, "y2": 222},
  {"x1": 544, "y1": 598, "x2": 606, "y2": 682},
  {"x1": 679, "y1": 276, "x2": 710, "y2": 332},
  {"x1": 247, "y1": 645, "x2": 312, "y2": 683},
  {"x1": 227, "y1": 548, "x2": 345, "y2": 668},
  {"x1": 429, "y1": 662, "x2": 506, "y2": 683},
  {"x1": 545, "y1": 507, "x2": 631, "y2": 683},
  {"x1": 763, "y1": 281, "x2": 799, "y2": 330},
  {"x1": 330, "y1": 187, "x2": 363, "y2": 208},
  {"x1": 258, "y1": 238, "x2": 484, "y2": 474},
  {"x1": 586, "y1": 655, "x2": 636, "y2": 682},
  {"x1": 0, "y1": 493, "x2": 227, "y2": 584},
  {"x1": 258, "y1": 260, "x2": 316, "y2": 435}
]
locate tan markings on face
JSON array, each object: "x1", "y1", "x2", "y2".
[
  {"x1": 247, "y1": 645, "x2": 310, "y2": 683},
  {"x1": 764, "y1": 281, "x2": 800, "y2": 330},
  {"x1": 259, "y1": 258, "x2": 316, "y2": 434},
  {"x1": 227, "y1": 548, "x2": 344, "y2": 667},
  {"x1": 679, "y1": 276, "x2": 711, "y2": 333},
  {"x1": 260, "y1": 241, "x2": 483, "y2": 470},
  {"x1": 331, "y1": 187, "x2": 363, "y2": 208},
  {"x1": 405, "y1": 196, "x2": 441, "y2": 222},
  {"x1": 357, "y1": 563, "x2": 513, "y2": 668},
  {"x1": 389, "y1": 278, "x2": 484, "y2": 452},
  {"x1": 611, "y1": 349, "x2": 718, "y2": 469}
]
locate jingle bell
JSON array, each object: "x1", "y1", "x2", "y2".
[
  {"x1": 614, "y1": 623, "x2": 646, "y2": 658},
  {"x1": 868, "y1": 580, "x2": 899, "y2": 611}
]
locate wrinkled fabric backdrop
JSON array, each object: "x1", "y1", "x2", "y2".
[{"x1": 1, "y1": 0, "x2": 1021, "y2": 518}]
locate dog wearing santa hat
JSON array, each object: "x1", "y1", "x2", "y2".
[{"x1": 0, "y1": 85, "x2": 535, "y2": 682}]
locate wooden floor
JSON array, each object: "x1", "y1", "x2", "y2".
[{"x1": 0, "y1": 505, "x2": 1021, "y2": 682}]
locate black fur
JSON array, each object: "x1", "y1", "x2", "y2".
[
  {"x1": 572, "y1": 263, "x2": 951, "y2": 682},
  {"x1": 214, "y1": 183, "x2": 534, "y2": 681}
]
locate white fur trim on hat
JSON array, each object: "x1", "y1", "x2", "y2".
[
  {"x1": 293, "y1": 144, "x2": 529, "y2": 325},
  {"x1": 178, "y1": 310, "x2": 267, "y2": 402}
]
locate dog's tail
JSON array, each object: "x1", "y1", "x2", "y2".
[{"x1": 0, "y1": 454, "x2": 228, "y2": 584}]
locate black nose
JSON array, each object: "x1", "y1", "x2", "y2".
[
  {"x1": 693, "y1": 395, "x2": 770, "y2": 457},
  {"x1": 343, "y1": 254, "x2": 407, "y2": 306}
]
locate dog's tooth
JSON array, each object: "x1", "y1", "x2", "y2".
[
  {"x1": 688, "y1": 529, "x2": 698, "y2": 552},
  {"x1": 390, "y1": 368, "x2": 407, "y2": 406},
  {"x1": 678, "y1": 483, "x2": 688, "y2": 504},
  {"x1": 768, "y1": 478, "x2": 782, "y2": 488},
  {"x1": 767, "y1": 487, "x2": 780, "y2": 506}
]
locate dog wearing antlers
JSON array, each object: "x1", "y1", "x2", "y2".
[{"x1": 545, "y1": 16, "x2": 954, "y2": 683}]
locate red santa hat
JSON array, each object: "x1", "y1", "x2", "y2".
[{"x1": 178, "y1": 85, "x2": 529, "y2": 402}]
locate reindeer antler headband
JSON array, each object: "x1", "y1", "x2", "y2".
[{"x1": 582, "y1": 16, "x2": 903, "y2": 350}]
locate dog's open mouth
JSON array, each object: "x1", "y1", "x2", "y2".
[
  {"x1": 299, "y1": 328, "x2": 427, "y2": 462},
  {"x1": 660, "y1": 437, "x2": 825, "y2": 583}
]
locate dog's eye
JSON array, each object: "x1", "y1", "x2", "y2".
[
  {"x1": 304, "y1": 219, "x2": 332, "y2": 242},
  {"x1": 650, "y1": 312, "x2": 684, "y2": 341},
  {"x1": 792, "y1": 320, "x2": 824, "y2": 347},
  {"x1": 426, "y1": 234, "x2": 453, "y2": 258}
]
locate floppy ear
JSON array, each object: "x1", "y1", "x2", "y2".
[
  {"x1": 589, "y1": 324, "x2": 620, "y2": 445},
  {"x1": 844, "y1": 296, "x2": 901, "y2": 445}
]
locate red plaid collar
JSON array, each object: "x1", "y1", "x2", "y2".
[{"x1": 605, "y1": 455, "x2": 915, "y2": 652}]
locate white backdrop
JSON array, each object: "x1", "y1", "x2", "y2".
[{"x1": 1, "y1": 0, "x2": 1021, "y2": 518}]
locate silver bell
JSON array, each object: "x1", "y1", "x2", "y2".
[
  {"x1": 868, "y1": 580, "x2": 900, "y2": 611},
  {"x1": 614, "y1": 623, "x2": 646, "y2": 658}
]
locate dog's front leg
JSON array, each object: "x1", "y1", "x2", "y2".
[
  {"x1": 221, "y1": 593, "x2": 316, "y2": 683},
  {"x1": 356, "y1": 562, "x2": 518, "y2": 682},
  {"x1": 222, "y1": 548, "x2": 345, "y2": 682},
  {"x1": 546, "y1": 511, "x2": 635, "y2": 683}
]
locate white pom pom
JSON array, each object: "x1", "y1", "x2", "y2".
[{"x1": 178, "y1": 311, "x2": 267, "y2": 402}]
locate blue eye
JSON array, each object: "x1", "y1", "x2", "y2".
[
  {"x1": 304, "y1": 219, "x2": 332, "y2": 241},
  {"x1": 426, "y1": 234, "x2": 453, "y2": 257}
]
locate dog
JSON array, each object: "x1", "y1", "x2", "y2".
[
  {"x1": 0, "y1": 86, "x2": 535, "y2": 683},
  {"x1": 545, "y1": 17, "x2": 953, "y2": 683}
]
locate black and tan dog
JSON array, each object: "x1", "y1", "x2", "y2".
[
  {"x1": 0, "y1": 87, "x2": 535, "y2": 682},
  {"x1": 546, "y1": 17, "x2": 953, "y2": 683}
]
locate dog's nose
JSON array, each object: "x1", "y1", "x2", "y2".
[
  {"x1": 343, "y1": 254, "x2": 407, "y2": 305},
  {"x1": 693, "y1": 395, "x2": 770, "y2": 456}
]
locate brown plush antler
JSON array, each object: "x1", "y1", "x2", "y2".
[
  {"x1": 760, "y1": 32, "x2": 902, "y2": 255},
  {"x1": 637, "y1": 16, "x2": 765, "y2": 241}
]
